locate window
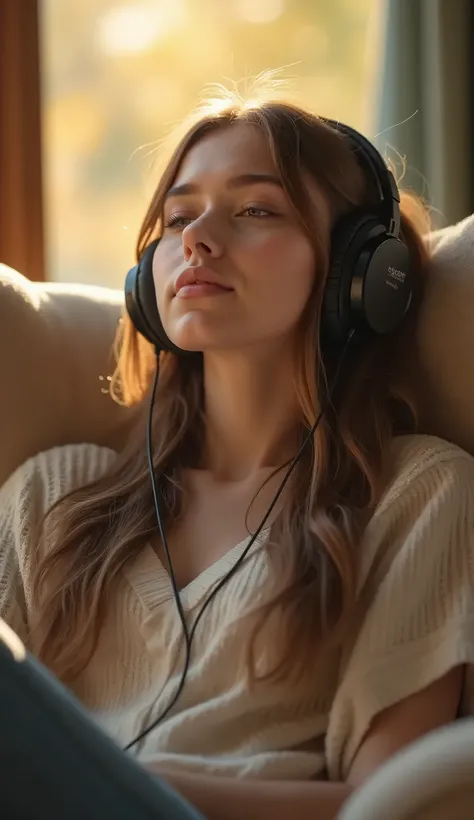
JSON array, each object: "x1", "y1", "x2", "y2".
[{"x1": 40, "y1": 0, "x2": 378, "y2": 288}]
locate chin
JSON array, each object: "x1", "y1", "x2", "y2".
[
  {"x1": 168, "y1": 334, "x2": 230, "y2": 353},
  {"x1": 166, "y1": 316, "x2": 236, "y2": 352}
]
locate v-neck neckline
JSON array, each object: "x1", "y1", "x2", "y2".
[{"x1": 123, "y1": 529, "x2": 270, "y2": 613}]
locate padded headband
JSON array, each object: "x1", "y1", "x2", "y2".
[{"x1": 322, "y1": 118, "x2": 401, "y2": 237}]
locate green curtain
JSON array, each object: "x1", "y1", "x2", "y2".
[{"x1": 371, "y1": 0, "x2": 473, "y2": 228}]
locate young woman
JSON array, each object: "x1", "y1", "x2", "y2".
[{"x1": 1, "y1": 89, "x2": 474, "y2": 820}]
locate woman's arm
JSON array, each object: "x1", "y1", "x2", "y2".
[
  {"x1": 154, "y1": 770, "x2": 352, "y2": 820},
  {"x1": 150, "y1": 667, "x2": 462, "y2": 820}
]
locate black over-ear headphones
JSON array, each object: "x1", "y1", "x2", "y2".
[{"x1": 125, "y1": 120, "x2": 413, "y2": 352}]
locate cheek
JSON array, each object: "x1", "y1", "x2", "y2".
[{"x1": 247, "y1": 232, "x2": 315, "y2": 312}]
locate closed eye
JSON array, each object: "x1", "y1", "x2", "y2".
[
  {"x1": 239, "y1": 206, "x2": 276, "y2": 218},
  {"x1": 163, "y1": 214, "x2": 193, "y2": 229},
  {"x1": 163, "y1": 205, "x2": 278, "y2": 231}
]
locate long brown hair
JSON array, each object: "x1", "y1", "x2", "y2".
[{"x1": 31, "y1": 87, "x2": 431, "y2": 685}]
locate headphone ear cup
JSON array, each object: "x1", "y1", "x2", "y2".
[
  {"x1": 322, "y1": 211, "x2": 413, "y2": 346},
  {"x1": 322, "y1": 212, "x2": 380, "y2": 345},
  {"x1": 124, "y1": 268, "x2": 156, "y2": 347},
  {"x1": 124, "y1": 240, "x2": 191, "y2": 355},
  {"x1": 125, "y1": 241, "x2": 163, "y2": 348}
]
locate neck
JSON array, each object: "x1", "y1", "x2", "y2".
[{"x1": 201, "y1": 344, "x2": 299, "y2": 481}]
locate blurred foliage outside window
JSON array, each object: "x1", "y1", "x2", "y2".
[{"x1": 40, "y1": 0, "x2": 379, "y2": 288}]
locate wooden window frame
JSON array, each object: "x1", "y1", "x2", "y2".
[{"x1": 0, "y1": 0, "x2": 44, "y2": 281}]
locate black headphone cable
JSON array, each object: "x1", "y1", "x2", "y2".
[{"x1": 124, "y1": 329, "x2": 355, "y2": 752}]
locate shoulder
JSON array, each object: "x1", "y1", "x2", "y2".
[
  {"x1": 378, "y1": 433, "x2": 474, "y2": 517},
  {"x1": 359, "y1": 434, "x2": 474, "y2": 588},
  {"x1": 0, "y1": 443, "x2": 116, "y2": 523},
  {"x1": 388, "y1": 431, "x2": 474, "y2": 474},
  {"x1": 0, "y1": 444, "x2": 116, "y2": 621}
]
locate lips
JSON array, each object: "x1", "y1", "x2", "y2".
[{"x1": 174, "y1": 267, "x2": 232, "y2": 295}]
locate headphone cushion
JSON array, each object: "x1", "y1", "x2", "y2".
[
  {"x1": 125, "y1": 240, "x2": 198, "y2": 356},
  {"x1": 322, "y1": 212, "x2": 381, "y2": 343},
  {"x1": 125, "y1": 241, "x2": 162, "y2": 348},
  {"x1": 136, "y1": 246, "x2": 165, "y2": 347}
]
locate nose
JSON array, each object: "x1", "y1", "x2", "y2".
[{"x1": 182, "y1": 216, "x2": 223, "y2": 263}]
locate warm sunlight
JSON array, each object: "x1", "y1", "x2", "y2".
[
  {"x1": 40, "y1": 0, "x2": 377, "y2": 288},
  {"x1": 97, "y1": 1, "x2": 187, "y2": 55},
  {"x1": 236, "y1": 0, "x2": 286, "y2": 25}
]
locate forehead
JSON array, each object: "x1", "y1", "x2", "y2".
[{"x1": 174, "y1": 122, "x2": 277, "y2": 183}]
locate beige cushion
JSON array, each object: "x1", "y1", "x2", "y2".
[
  {"x1": 0, "y1": 265, "x2": 133, "y2": 486},
  {"x1": 1, "y1": 212, "x2": 473, "y2": 485},
  {"x1": 340, "y1": 719, "x2": 474, "y2": 820},
  {"x1": 400, "y1": 213, "x2": 474, "y2": 457}
]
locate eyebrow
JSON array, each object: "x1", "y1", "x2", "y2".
[{"x1": 164, "y1": 173, "x2": 284, "y2": 200}]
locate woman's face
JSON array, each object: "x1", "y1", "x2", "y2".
[{"x1": 153, "y1": 122, "x2": 320, "y2": 354}]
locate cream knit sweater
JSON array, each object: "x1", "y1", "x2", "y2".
[{"x1": 1, "y1": 434, "x2": 474, "y2": 782}]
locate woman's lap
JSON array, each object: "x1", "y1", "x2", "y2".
[{"x1": 0, "y1": 621, "x2": 204, "y2": 820}]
